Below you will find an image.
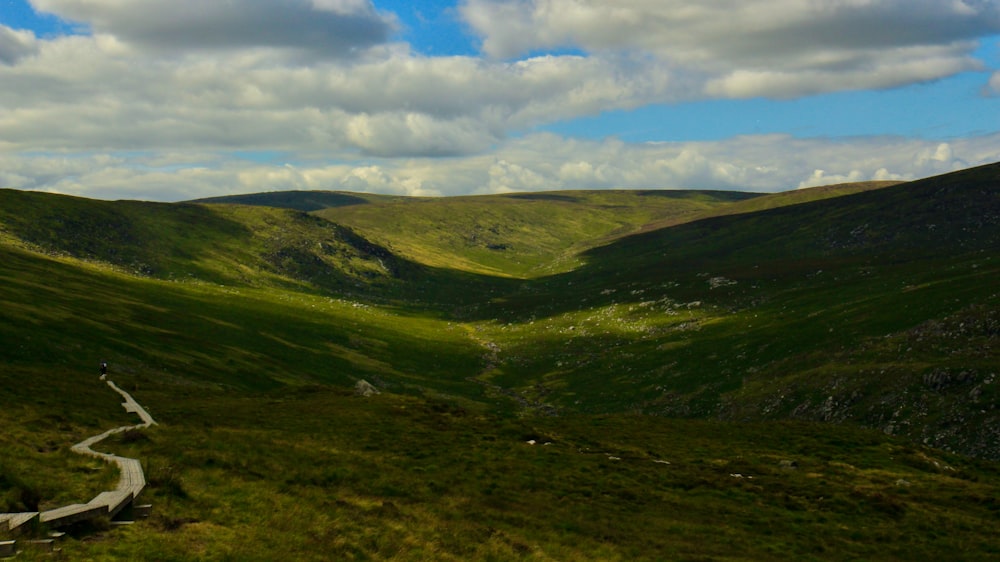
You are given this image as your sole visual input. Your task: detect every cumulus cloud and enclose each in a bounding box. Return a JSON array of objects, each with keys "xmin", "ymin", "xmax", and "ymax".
[
  {"xmin": 0, "ymin": 33, "xmax": 682, "ymax": 156},
  {"xmin": 2, "ymin": 1, "xmax": 997, "ymax": 203},
  {"xmin": 2, "ymin": 1, "xmax": 995, "ymax": 159},
  {"xmin": 5, "ymin": 132, "xmax": 999, "ymax": 202},
  {"xmin": 30, "ymin": 0, "xmax": 397, "ymax": 57},
  {"xmin": 461, "ymin": 0, "xmax": 998, "ymax": 97},
  {"xmin": 0, "ymin": 25, "xmax": 38, "ymax": 64}
]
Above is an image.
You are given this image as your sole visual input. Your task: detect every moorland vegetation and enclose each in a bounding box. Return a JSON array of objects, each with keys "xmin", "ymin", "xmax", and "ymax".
[{"xmin": 1, "ymin": 163, "xmax": 998, "ymax": 560}]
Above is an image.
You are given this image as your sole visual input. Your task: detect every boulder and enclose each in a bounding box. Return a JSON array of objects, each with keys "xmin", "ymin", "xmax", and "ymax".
[{"xmin": 355, "ymin": 380, "xmax": 380, "ymax": 397}]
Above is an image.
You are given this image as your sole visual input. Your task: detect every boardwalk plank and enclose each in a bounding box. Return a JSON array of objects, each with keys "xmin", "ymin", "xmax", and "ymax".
[
  {"xmin": 2, "ymin": 512, "xmax": 38, "ymax": 535},
  {"xmin": 40, "ymin": 504, "xmax": 106, "ymax": 527},
  {"xmin": 1, "ymin": 378, "xmax": 155, "ymax": 535},
  {"xmin": 88, "ymin": 491, "xmax": 134, "ymax": 518}
]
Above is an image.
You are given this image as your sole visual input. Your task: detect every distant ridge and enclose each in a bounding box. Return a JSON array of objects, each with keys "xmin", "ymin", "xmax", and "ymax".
[{"xmin": 189, "ymin": 190, "xmax": 384, "ymax": 212}]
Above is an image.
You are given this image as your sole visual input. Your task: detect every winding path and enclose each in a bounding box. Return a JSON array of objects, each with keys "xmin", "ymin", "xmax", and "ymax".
[{"xmin": 1, "ymin": 377, "xmax": 156, "ymax": 543}]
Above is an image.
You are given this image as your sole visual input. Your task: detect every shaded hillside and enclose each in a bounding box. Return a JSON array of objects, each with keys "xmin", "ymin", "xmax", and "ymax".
[
  {"xmin": 468, "ymin": 163, "xmax": 1000, "ymax": 458},
  {"xmin": 0, "ymin": 189, "xmax": 415, "ymax": 295},
  {"xmin": 191, "ymin": 190, "xmax": 400, "ymax": 212},
  {"xmin": 631, "ymin": 180, "xmax": 903, "ymax": 234},
  {"xmin": 581, "ymin": 163, "xmax": 997, "ymax": 276},
  {"xmin": 0, "ymin": 244, "xmax": 485, "ymax": 394}
]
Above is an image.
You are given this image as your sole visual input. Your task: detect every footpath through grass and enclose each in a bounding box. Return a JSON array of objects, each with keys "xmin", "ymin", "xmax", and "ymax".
[{"xmin": 57, "ymin": 386, "xmax": 1000, "ymax": 561}]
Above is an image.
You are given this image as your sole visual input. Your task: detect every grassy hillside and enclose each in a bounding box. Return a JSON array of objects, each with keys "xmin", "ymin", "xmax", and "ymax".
[
  {"xmin": 63, "ymin": 389, "xmax": 1000, "ymax": 560},
  {"xmin": 0, "ymin": 244, "xmax": 485, "ymax": 395},
  {"xmin": 191, "ymin": 190, "xmax": 401, "ymax": 212},
  {"xmin": 2, "ymin": 165, "xmax": 999, "ymax": 559},
  {"xmin": 465, "ymin": 163, "xmax": 1000, "ymax": 456},
  {"xmin": 312, "ymin": 189, "xmax": 758, "ymax": 278},
  {"xmin": 0, "ymin": 189, "xmax": 420, "ymax": 297}
]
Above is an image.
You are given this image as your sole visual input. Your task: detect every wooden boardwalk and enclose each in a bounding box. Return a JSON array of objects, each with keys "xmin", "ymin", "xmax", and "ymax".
[{"xmin": 1, "ymin": 378, "xmax": 156, "ymax": 545}]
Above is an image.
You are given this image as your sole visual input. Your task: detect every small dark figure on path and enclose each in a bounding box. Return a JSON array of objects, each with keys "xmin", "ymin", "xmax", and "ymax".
[{"xmin": 100, "ymin": 361, "xmax": 108, "ymax": 380}]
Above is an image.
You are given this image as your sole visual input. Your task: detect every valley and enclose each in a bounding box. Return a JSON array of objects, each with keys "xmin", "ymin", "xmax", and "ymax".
[{"xmin": 1, "ymin": 162, "xmax": 998, "ymax": 560}]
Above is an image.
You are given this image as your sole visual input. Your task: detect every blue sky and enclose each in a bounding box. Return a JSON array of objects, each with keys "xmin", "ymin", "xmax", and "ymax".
[{"xmin": 1, "ymin": 0, "xmax": 999, "ymax": 200}]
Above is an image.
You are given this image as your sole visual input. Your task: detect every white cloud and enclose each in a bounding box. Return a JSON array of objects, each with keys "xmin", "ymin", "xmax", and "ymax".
[
  {"xmin": 0, "ymin": 25, "xmax": 38, "ymax": 64},
  {"xmin": 704, "ymin": 43, "xmax": 980, "ymax": 98},
  {"xmin": 989, "ymin": 70, "xmax": 1000, "ymax": 95},
  {"xmin": 1, "ymin": 1, "xmax": 997, "ymax": 204},
  {"xmin": 0, "ymin": 32, "xmax": 684, "ymax": 156},
  {"xmin": 461, "ymin": 0, "xmax": 998, "ymax": 97},
  {"xmin": 30, "ymin": 0, "xmax": 397, "ymax": 58},
  {"xmin": 5, "ymin": 132, "xmax": 999, "ymax": 202},
  {"xmin": 1, "ymin": 2, "xmax": 995, "ymax": 160}
]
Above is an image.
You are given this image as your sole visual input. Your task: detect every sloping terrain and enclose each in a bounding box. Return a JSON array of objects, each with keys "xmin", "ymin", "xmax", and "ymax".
[
  {"xmin": 468, "ymin": 163, "xmax": 1000, "ymax": 457},
  {"xmin": 0, "ymin": 190, "xmax": 415, "ymax": 295},
  {"xmin": 1, "ymin": 165, "xmax": 998, "ymax": 559},
  {"xmin": 191, "ymin": 190, "xmax": 398, "ymax": 212},
  {"xmin": 314, "ymin": 190, "xmax": 758, "ymax": 277}
]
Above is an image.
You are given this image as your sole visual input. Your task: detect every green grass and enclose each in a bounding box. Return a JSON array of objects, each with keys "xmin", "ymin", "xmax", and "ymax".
[
  {"xmin": 314, "ymin": 190, "xmax": 757, "ymax": 278},
  {"xmin": 2, "ymin": 163, "xmax": 999, "ymax": 558},
  {"xmin": 0, "ymin": 365, "xmax": 121, "ymax": 515},
  {"xmin": 50, "ymin": 389, "xmax": 1000, "ymax": 560}
]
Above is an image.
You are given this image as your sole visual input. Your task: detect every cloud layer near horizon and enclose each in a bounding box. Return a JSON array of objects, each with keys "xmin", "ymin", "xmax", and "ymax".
[
  {"xmin": 5, "ymin": 132, "xmax": 998, "ymax": 202},
  {"xmin": 1, "ymin": 0, "xmax": 999, "ymax": 200}
]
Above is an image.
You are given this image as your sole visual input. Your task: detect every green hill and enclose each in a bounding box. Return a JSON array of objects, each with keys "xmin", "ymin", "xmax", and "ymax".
[
  {"xmin": 0, "ymin": 189, "xmax": 427, "ymax": 297},
  {"xmin": 312, "ymin": 190, "xmax": 758, "ymax": 277},
  {"xmin": 2, "ymin": 165, "xmax": 999, "ymax": 560},
  {"xmin": 191, "ymin": 190, "xmax": 401, "ymax": 212},
  {"xmin": 468, "ymin": 163, "xmax": 1000, "ymax": 456}
]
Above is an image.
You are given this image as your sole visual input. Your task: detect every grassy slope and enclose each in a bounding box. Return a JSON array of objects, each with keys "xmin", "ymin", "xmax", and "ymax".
[
  {"xmin": 73, "ymin": 390, "xmax": 1000, "ymax": 561},
  {"xmin": 313, "ymin": 190, "xmax": 757, "ymax": 277},
  {"xmin": 0, "ymin": 243, "xmax": 486, "ymax": 523},
  {"xmin": 0, "ymin": 244, "xmax": 485, "ymax": 393},
  {"xmin": 470, "ymin": 163, "xmax": 1000, "ymax": 457},
  {"xmin": 190, "ymin": 190, "xmax": 404, "ymax": 212},
  {"xmin": 2, "ymin": 168, "xmax": 999, "ymax": 558},
  {"xmin": 0, "ymin": 189, "xmax": 417, "ymax": 296}
]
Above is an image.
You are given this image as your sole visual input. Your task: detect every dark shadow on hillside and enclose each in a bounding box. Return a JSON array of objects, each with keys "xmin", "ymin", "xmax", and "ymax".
[
  {"xmin": 0, "ymin": 190, "xmax": 254, "ymax": 278},
  {"xmin": 459, "ymin": 162, "xmax": 1000, "ymax": 323},
  {"xmin": 632, "ymin": 189, "xmax": 759, "ymax": 202},
  {"xmin": 505, "ymin": 193, "xmax": 582, "ymax": 202},
  {"xmin": 190, "ymin": 191, "xmax": 371, "ymax": 212}
]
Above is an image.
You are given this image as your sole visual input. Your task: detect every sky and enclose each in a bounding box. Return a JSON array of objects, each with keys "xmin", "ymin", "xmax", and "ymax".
[{"xmin": 0, "ymin": 0, "xmax": 999, "ymax": 201}]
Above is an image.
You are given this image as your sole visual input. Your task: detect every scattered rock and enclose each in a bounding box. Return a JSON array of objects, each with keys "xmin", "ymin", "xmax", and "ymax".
[
  {"xmin": 354, "ymin": 379, "xmax": 380, "ymax": 397},
  {"xmin": 708, "ymin": 276, "xmax": 737, "ymax": 289},
  {"xmin": 779, "ymin": 460, "xmax": 798, "ymax": 470}
]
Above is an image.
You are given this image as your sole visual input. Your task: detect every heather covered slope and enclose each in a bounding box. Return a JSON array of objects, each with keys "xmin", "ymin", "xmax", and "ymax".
[
  {"xmin": 0, "ymin": 189, "xmax": 413, "ymax": 295},
  {"xmin": 197, "ymin": 189, "xmax": 760, "ymax": 277},
  {"xmin": 1, "ymin": 166, "xmax": 997, "ymax": 456},
  {"xmin": 467, "ymin": 162, "xmax": 1000, "ymax": 457},
  {"xmin": 0, "ymin": 188, "xmax": 531, "ymax": 312},
  {"xmin": 2, "ymin": 166, "xmax": 999, "ymax": 558}
]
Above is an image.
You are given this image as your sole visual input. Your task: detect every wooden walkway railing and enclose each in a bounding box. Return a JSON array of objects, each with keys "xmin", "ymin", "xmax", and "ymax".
[{"xmin": 1, "ymin": 377, "xmax": 156, "ymax": 551}]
